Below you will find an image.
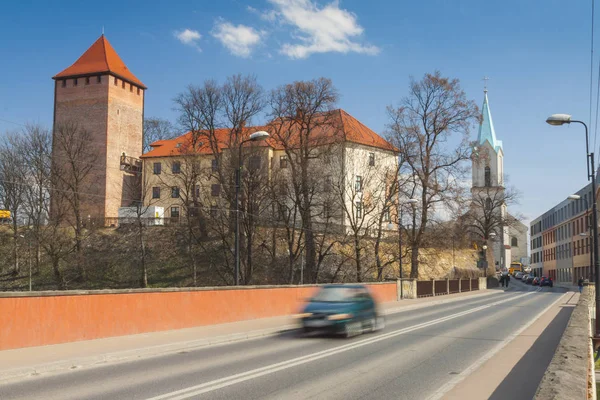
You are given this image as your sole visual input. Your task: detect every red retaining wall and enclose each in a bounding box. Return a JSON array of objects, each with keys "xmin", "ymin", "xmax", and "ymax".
[{"xmin": 0, "ymin": 283, "xmax": 397, "ymax": 351}]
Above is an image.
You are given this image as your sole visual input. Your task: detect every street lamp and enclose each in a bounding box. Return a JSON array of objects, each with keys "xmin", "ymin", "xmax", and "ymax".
[
  {"xmin": 548, "ymin": 114, "xmax": 600, "ymax": 341},
  {"xmin": 234, "ymin": 131, "xmax": 270, "ymax": 286},
  {"xmin": 389, "ymin": 198, "xmax": 418, "ymax": 300},
  {"xmin": 568, "ymin": 194, "xmax": 595, "ymax": 284}
]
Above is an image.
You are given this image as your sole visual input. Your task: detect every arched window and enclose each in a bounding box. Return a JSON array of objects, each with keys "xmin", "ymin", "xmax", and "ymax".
[
  {"xmin": 484, "ymin": 166, "xmax": 491, "ymax": 187},
  {"xmin": 511, "ymin": 237, "xmax": 518, "ymax": 247}
]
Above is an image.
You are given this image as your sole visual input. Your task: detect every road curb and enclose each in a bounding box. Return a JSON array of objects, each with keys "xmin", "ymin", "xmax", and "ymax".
[{"xmin": 0, "ymin": 290, "xmax": 498, "ymax": 384}]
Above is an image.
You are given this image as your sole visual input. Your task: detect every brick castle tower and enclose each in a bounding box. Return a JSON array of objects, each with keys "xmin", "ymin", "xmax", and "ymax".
[{"xmin": 52, "ymin": 35, "xmax": 145, "ymax": 222}]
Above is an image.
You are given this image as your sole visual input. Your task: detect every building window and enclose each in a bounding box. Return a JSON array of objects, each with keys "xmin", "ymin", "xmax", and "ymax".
[
  {"xmin": 153, "ymin": 162, "xmax": 161, "ymax": 175},
  {"xmin": 369, "ymin": 152, "xmax": 375, "ymax": 166},
  {"xmin": 384, "ymin": 207, "xmax": 391, "ymax": 222},
  {"xmin": 355, "ymin": 176, "xmax": 363, "ymax": 192},
  {"xmin": 152, "ymin": 187, "xmax": 160, "ymax": 199},
  {"xmin": 137, "ymin": 87, "xmax": 140, "ymax": 95},
  {"xmin": 211, "ymin": 159, "xmax": 218, "ymax": 172},
  {"xmin": 172, "ymin": 161, "xmax": 181, "ymax": 174},
  {"xmin": 323, "ymin": 203, "xmax": 331, "ymax": 219},
  {"xmin": 195, "ymin": 185, "xmax": 201, "ymax": 199},
  {"xmin": 122, "ymin": 80, "xmax": 126, "ymax": 89},
  {"xmin": 484, "ymin": 166, "xmax": 491, "ymax": 187},
  {"xmin": 280, "ymin": 155, "xmax": 288, "ymax": 168},
  {"xmin": 324, "ymin": 176, "xmax": 332, "ymax": 192},
  {"xmin": 130, "ymin": 84, "xmax": 134, "ymax": 93},
  {"xmin": 114, "ymin": 77, "xmax": 118, "ymax": 85},
  {"xmin": 511, "ymin": 237, "xmax": 518, "ymax": 247},
  {"xmin": 211, "ymin": 184, "xmax": 221, "ymax": 197},
  {"xmin": 85, "ymin": 77, "xmax": 90, "ymax": 85},
  {"xmin": 97, "ymin": 75, "xmax": 101, "ymax": 84},
  {"xmin": 171, "ymin": 187, "xmax": 180, "ymax": 198},
  {"xmin": 171, "ymin": 207, "xmax": 180, "ymax": 218},
  {"xmin": 61, "ymin": 80, "xmax": 66, "ymax": 88},
  {"xmin": 356, "ymin": 202, "xmax": 362, "ymax": 219},
  {"xmin": 249, "ymin": 155, "xmax": 261, "ymax": 170},
  {"xmin": 485, "ymin": 198, "xmax": 492, "ymax": 210},
  {"xmin": 74, "ymin": 78, "xmax": 78, "ymax": 86}
]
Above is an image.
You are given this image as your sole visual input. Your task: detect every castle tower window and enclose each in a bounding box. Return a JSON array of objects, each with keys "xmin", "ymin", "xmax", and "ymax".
[
  {"xmin": 97, "ymin": 75, "xmax": 101, "ymax": 83},
  {"xmin": 137, "ymin": 87, "xmax": 140, "ymax": 95},
  {"xmin": 85, "ymin": 77, "xmax": 90, "ymax": 85},
  {"xmin": 61, "ymin": 80, "xmax": 66, "ymax": 88},
  {"xmin": 484, "ymin": 166, "xmax": 491, "ymax": 187},
  {"xmin": 114, "ymin": 77, "xmax": 118, "ymax": 85},
  {"xmin": 122, "ymin": 80, "xmax": 125, "ymax": 89},
  {"xmin": 130, "ymin": 84, "xmax": 133, "ymax": 93},
  {"xmin": 74, "ymin": 78, "xmax": 78, "ymax": 86}
]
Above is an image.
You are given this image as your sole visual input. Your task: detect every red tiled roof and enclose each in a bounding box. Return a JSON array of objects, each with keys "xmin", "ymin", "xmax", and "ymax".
[
  {"xmin": 141, "ymin": 110, "xmax": 396, "ymax": 158},
  {"xmin": 53, "ymin": 35, "xmax": 146, "ymax": 89}
]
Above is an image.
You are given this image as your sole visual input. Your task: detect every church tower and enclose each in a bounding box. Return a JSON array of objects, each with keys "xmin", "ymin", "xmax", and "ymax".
[
  {"xmin": 52, "ymin": 35, "xmax": 145, "ymax": 222},
  {"xmin": 471, "ymin": 89, "xmax": 511, "ymax": 269}
]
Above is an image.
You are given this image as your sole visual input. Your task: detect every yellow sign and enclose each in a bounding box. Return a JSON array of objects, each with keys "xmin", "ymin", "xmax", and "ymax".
[{"xmin": 0, "ymin": 210, "xmax": 11, "ymax": 219}]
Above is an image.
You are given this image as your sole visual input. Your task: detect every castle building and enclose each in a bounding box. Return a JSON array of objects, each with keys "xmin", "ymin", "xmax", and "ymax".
[{"xmin": 52, "ymin": 35, "xmax": 145, "ymax": 222}]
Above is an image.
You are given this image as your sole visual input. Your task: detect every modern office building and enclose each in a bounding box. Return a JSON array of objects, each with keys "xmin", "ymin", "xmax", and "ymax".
[{"xmin": 529, "ymin": 174, "xmax": 598, "ymax": 283}]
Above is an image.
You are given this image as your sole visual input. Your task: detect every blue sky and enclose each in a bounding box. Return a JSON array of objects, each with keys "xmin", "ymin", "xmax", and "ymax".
[{"xmin": 0, "ymin": 0, "xmax": 596, "ymax": 226}]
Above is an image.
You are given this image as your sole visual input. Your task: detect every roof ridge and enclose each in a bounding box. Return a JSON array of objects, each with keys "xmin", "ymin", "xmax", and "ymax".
[{"xmin": 101, "ymin": 35, "xmax": 109, "ymax": 72}]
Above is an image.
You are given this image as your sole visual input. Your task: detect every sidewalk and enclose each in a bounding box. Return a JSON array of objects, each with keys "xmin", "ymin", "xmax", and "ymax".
[{"xmin": 0, "ymin": 289, "xmax": 496, "ymax": 383}]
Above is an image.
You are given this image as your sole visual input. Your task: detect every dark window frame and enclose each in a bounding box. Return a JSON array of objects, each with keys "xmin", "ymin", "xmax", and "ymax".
[
  {"xmin": 172, "ymin": 161, "xmax": 181, "ymax": 174},
  {"xmin": 153, "ymin": 162, "xmax": 161, "ymax": 175},
  {"xmin": 152, "ymin": 187, "xmax": 160, "ymax": 199},
  {"xmin": 171, "ymin": 187, "xmax": 180, "ymax": 198}
]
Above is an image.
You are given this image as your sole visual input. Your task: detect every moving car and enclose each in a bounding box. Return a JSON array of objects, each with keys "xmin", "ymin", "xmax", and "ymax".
[
  {"xmin": 532, "ymin": 277, "xmax": 540, "ymax": 286},
  {"xmin": 525, "ymin": 275, "xmax": 536, "ymax": 284},
  {"xmin": 296, "ymin": 284, "xmax": 385, "ymax": 338},
  {"xmin": 540, "ymin": 276, "xmax": 553, "ymax": 287}
]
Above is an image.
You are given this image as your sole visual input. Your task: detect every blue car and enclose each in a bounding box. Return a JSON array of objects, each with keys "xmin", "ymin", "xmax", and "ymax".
[{"xmin": 296, "ymin": 284, "xmax": 385, "ymax": 338}]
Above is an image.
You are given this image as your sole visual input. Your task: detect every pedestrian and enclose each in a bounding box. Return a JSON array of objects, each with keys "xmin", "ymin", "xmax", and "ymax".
[
  {"xmin": 499, "ymin": 274, "xmax": 504, "ymax": 287},
  {"xmin": 505, "ymin": 274, "xmax": 510, "ymax": 288},
  {"xmin": 578, "ymin": 277, "xmax": 584, "ymax": 294}
]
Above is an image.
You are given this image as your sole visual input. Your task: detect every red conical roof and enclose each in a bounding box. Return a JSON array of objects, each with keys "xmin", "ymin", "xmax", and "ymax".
[{"xmin": 53, "ymin": 35, "xmax": 146, "ymax": 89}]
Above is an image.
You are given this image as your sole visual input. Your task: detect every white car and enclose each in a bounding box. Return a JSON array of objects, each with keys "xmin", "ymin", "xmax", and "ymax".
[{"xmin": 515, "ymin": 272, "xmax": 524, "ymax": 279}]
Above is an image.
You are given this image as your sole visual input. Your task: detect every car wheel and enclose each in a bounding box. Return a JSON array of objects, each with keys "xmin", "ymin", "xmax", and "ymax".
[{"xmin": 343, "ymin": 321, "xmax": 362, "ymax": 338}]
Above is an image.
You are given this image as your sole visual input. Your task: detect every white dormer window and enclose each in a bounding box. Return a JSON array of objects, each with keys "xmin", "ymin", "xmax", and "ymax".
[{"xmin": 175, "ymin": 143, "xmax": 182, "ymax": 148}]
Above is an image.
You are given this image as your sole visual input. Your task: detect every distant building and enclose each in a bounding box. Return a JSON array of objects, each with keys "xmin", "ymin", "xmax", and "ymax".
[
  {"xmin": 51, "ymin": 35, "xmax": 145, "ymax": 222},
  {"xmin": 140, "ymin": 110, "xmax": 399, "ymax": 229},
  {"xmin": 529, "ymin": 176, "xmax": 597, "ymax": 283},
  {"xmin": 470, "ymin": 90, "xmax": 528, "ymax": 270}
]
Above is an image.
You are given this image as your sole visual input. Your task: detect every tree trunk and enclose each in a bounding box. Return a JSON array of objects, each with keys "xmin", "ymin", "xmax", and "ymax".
[
  {"xmin": 354, "ymin": 235, "xmax": 362, "ymax": 282},
  {"xmin": 410, "ymin": 242, "xmax": 419, "ymax": 279},
  {"xmin": 52, "ymin": 257, "xmax": 65, "ymax": 290},
  {"xmin": 138, "ymin": 220, "xmax": 148, "ymax": 288},
  {"xmin": 12, "ymin": 225, "xmax": 19, "ymax": 275}
]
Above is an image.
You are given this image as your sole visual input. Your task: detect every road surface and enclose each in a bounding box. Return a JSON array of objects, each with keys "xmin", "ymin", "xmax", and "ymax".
[{"xmin": 0, "ymin": 285, "xmax": 570, "ymax": 400}]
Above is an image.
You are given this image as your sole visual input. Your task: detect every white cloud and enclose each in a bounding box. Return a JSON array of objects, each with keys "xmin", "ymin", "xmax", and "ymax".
[
  {"xmin": 174, "ymin": 29, "xmax": 202, "ymax": 52},
  {"xmin": 266, "ymin": 0, "xmax": 379, "ymax": 59},
  {"xmin": 212, "ymin": 20, "xmax": 262, "ymax": 58}
]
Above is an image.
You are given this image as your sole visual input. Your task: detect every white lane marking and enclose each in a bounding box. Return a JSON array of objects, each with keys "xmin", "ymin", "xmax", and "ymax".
[
  {"xmin": 145, "ymin": 292, "xmax": 534, "ymax": 400},
  {"xmin": 426, "ymin": 291, "xmax": 569, "ymax": 400}
]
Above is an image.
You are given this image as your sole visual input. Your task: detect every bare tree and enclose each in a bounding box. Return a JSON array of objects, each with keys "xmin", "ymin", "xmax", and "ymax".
[
  {"xmin": 268, "ymin": 78, "xmax": 340, "ymax": 283},
  {"xmin": 387, "ymin": 71, "xmax": 480, "ymax": 278},
  {"xmin": 19, "ymin": 124, "xmax": 52, "ymax": 273},
  {"xmin": 143, "ymin": 118, "xmax": 175, "ymax": 153},
  {"xmin": 0, "ymin": 133, "xmax": 27, "ymax": 273},
  {"xmin": 51, "ymin": 120, "xmax": 99, "ymax": 281}
]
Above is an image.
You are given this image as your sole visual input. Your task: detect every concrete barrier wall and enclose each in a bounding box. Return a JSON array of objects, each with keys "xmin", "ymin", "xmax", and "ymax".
[
  {"xmin": 534, "ymin": 286, "xmax": 593, "ymax": 400},
  {"xmin": 0, "ymin": 283, "xmax": 397, "ymax": 351}
]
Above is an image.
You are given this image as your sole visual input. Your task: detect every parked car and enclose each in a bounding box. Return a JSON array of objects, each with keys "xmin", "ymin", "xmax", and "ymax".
[
  {"xmin": 515, "ymin": 272, "xmax": 524, "ymax": 280},
  {"xmin": 532, "ymin": 277, "xmax": 540, "ymax": 286},
  {"xmin": 525, "ymin": 275, "xmax": 536, "ymax": 284},
  {"xmin": 295, "ymin": 284, "xmax": 385, "ymax": 338},
  {"xmin": 521, "ymin": 274, "xmax": 529, "ymax": 281},
  {"xmin": 540, "ymin": 276, "xmax": 553, "ymax": 287}
]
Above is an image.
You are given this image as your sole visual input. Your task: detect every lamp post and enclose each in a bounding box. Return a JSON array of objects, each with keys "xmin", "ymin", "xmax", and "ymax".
[
  {"xmin": 568, "ymin": 194, "xmax": 595, "ymax": 283},
  {"xmin": 389, "ymin": 198, "xmax": 418, "ymax": 299},
  {"xmin": 548, "ymin": 114, "xmax": 600, "ymax": 340},
  {"xmin": 234, "ymin": 130, "xmax": 270, "ymax": 286}
]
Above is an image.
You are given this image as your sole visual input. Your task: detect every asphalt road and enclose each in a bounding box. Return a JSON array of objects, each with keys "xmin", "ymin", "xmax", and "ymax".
[{"xmin": 0, "ymin": 284, "xmax": 570, "ymax": 400}]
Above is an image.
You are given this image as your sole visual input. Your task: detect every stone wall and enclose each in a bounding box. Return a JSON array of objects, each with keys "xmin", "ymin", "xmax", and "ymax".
[{"xmin": 534, "ymin": 286, "xmax": 594, "ymax": 400}]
